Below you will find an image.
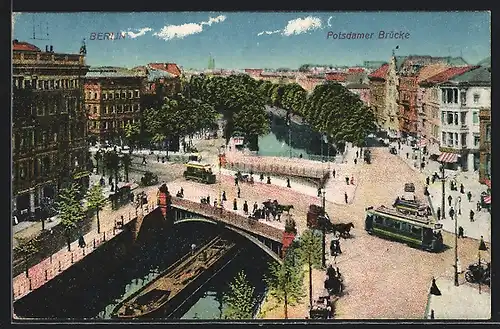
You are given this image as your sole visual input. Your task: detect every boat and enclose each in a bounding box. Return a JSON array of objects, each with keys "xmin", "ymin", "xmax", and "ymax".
[{"xmin": 110, "ymin": 235, "xmax": 236, "ymax": 319}]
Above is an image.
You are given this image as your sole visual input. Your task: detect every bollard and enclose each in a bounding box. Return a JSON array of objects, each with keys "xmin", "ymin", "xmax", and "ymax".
[
  {"xmin": 104, "ymin": 231, "xmax": 106, "ymax": 241},
  {"xmin": 71, "ymin": 253, "xmax": 74, "ymax": 264},
  {"xmin": 45, "ymin": 269, "xmax": 48, "ymax": 281}
]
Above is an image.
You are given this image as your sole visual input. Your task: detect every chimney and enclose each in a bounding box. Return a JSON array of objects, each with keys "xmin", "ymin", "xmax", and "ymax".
[{"xmin": 50, "ymin": 45, "xmax": 53, "ymax": 52}]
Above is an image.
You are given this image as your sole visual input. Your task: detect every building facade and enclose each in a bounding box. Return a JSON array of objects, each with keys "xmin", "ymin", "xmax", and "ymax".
[
  {"xmin": 368, "ymin": 64, "xmax": 389, "ymax": 128},
  {"xmin": 12, "ymin": 40, "xmax": 90, "ymax": 221},
  {"xmin": 84, "ymin": 67, "xmax": 146, "ymax": 145},
  {"xmin": 438, "ymin": 66, "xmax": 491, "ymax": 171},
  {"xmin": 479, "ymin": 108, "xmax": 491, "ymax": 183},
  {"xmin": 384, "ymin": 56, "xmax": 400, "ymax": 136}
]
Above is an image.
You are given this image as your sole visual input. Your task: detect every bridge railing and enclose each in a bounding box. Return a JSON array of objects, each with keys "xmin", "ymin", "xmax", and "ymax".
[{"xmin": 170, "ymin": 197, "xmax": 284, "ymax": 243}]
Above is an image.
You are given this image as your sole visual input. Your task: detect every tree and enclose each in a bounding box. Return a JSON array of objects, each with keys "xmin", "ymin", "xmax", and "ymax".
[
  {"xmin": 124, "ymin": 121, "xmax": 141, "ymax": 150},
  {"xmin": 94, "ymin": 150, "xmax": 103, "ymax": 175},
  {"xmin": 223, "ymin": 270, "xmax": 256, "ymax": 319},
  {"xmin": 86, "ymin": 183, "xmax": 106, "ymax": 234},
  {"xmin": 14, "ymin": 236, "xmax": 39, "ymax": 277},
  {"xmin": 297, "ymin": 229, "xmax": 323, "ymax": 308},
  {"xmin": 56, "ymin": 183, "xmax": 85, "ymax": 251},
  {"xmin": 265, "ymin": 249, "xmax": 305, "ymax": 319}
]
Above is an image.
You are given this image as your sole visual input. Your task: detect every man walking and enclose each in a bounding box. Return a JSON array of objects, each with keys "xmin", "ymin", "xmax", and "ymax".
[
  {"xmin": 142, "ymin": 155, "xmax": 147, "ymax": 165},
  {"xmin": 458, "ymin": 226, "xmax": 464, "ymax": 238},
  {"xmin": 344, "ymin": 192, "xmax": 348, "ymax": 204},
  {"xmin": 449, "ymin": 207, "xmax": 455, "ymax": 220},
  {"xmin": 233, "ymin": 198, "xmax": 238, "ymax": 211},
  {"xmin": 243, "ymin": 201, "xmax": 249, "ymax": 215},
  {"xmin": 287, "ymin": 178, "xmax": 291, "ymax": 188},
  {"xmin": 426, "ymin": 176, "xmax": 430, "ymax": 185},
  {"xmin": 332, "ymin": 169, "xmax": 336, "ymax": 178},
  {"xmin": 345, "ymin": 176, "xmax": 350, "ymax": 185},
  {"xmin": 356, "ymin": 150, "xmax": 359, "ymax": 158},
  {"xmin": 470, "ymin": 209, "xmax": 475, "ymax": 222},
  {"xmin": 207, "ymin": 195, "xmax": 210, "ymax": 205},
  {"xmin": 237, "ymin": 187, "xmax": 241, "ymax": 198},
  {"xmin": 437, "ymin": 207, "xmax": 441, "ymax": 221},
  {"xmin": 448, "ymin": 195, "xmax": 453, "ymax": 207},
  {"xmin": 253, "ymin": 202, "xmax": 258, "ymax": 213},
  {"xmin": 467, "ymin": 191, "xmax": 472, "ymax": 202}
]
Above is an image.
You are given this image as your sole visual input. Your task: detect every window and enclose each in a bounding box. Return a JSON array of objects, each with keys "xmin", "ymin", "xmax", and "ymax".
[
  {"xmin": 472, "ymin": 112, "xmax": 479, "ymax": 124},
  {"xmin": 103, "ymin": 93, "xmax": 107, "ymax": 100},
  {"xmin": 115, "ymin": 92, "xmax": 120, "ymax": 99},
  {"xmin": 104, "ymin": 106, "xmax": 108, "ymax": 114},
  {"xmin": 474, "ymin": 134, "xmax": 480, "ymax": 147},
  {"xmin": 473, "ymin": 94, "xmax": 480, "ymax": 104},
  {"xmin": 486, "ymin": 124, "xmax": 491, "ymax": 142},
  {"xmin": 104, "ymin": 121, "xmax": 109, "ymax": 129},
  {"xmin": 109, "ymin": 92, "xmax": 114, "ymax": 100},
  {"xmin": 36, "ymin": 103, "xmax": 44, "ymax": 116},
  {"xmin": 447, "ymin": 132, "xmax": 453, "ymax": 147},
  {"xmin": 135, "ymin": 90, "xmax": 140, "ymax": 98},
  {"xmin": 442, "ymin": 132, "xmax": 446, "ymax": 144},
  {"xmin": 454, "ymin": 113, "xmax": 459, "ymax": 125},
  {"xmin": 117, "ymin": 105, "xmax": 123, "ymax": 113},
  {"xmin": 374, "ymin": 215, "xmax": 383, "ymax": 224},
  {"xmin": 122, "ymin": 92, "xmax": 126, "ymax": 99},
  {"xmin": 447, "ymin": 113, "xmax": 453, "ymax": 125},
  {"xmin": 111, "ymin": 105, "xmax": 116, "ymax": 113},
  {"xmin": 454, "ymin": 133, "xmax": 459, "ymax": 146},
  {"xmin": 461, "ymin": 133, "xmax": 467, "ymax": 147},
  {"xmin": 48, "ymin": 100, "xmax": 56, "ymax": 115},
  {"xmin": 461, "ymin": 112, "xmax": 466, "ymax": 125},
  {"xmin": 411, "ymin": 226, "xmax": 422, "ymax": 236},
  {"xmin": 129, "ymin": 91, "xmax": 133, "ymax": 99}
]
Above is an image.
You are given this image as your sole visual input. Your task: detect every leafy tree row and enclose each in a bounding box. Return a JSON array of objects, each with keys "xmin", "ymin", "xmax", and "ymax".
[{"xmin": 258, "ymin": 80, "xmax": 377, "ymax": 147}]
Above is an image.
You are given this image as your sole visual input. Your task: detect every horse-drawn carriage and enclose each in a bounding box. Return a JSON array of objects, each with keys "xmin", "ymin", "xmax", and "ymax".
[
  {"xmin": 235, "ymin": 171, "xmax": 254, "ymax": 184},
  {"xmin": 307, "ymin": 204, "xmax": 354, "ymax": 238},
  {"xmin": 140, "ymin": 171, "xmax": 159, "ymax": 187},
  {"xmin": 325, "ymin": 265, "xmax": 344, "ymax": 296},
  {"xmin": 465, "ymin": 262, "xmax": 490, "ymax": 286}
]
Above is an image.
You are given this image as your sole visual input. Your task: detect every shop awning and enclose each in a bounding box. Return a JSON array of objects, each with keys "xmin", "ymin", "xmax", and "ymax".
[
  {"xmin": 417, "ymin": 139, "xmax": 428, "ymax": 148},
  {"xmin": 437, "ymin": 152, "xmax": 459, "ymax": 163},
  {"xmin": 483, "ymin": 195, "xmax": 491, "ymax": 204}
]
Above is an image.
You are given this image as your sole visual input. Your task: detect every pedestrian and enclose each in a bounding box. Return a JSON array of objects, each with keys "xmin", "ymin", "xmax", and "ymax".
[
  {"xmin": 467, "ymin": 191, "xmax": 472, "ymax": 202},
  {"xmin": 267, "ymin": 176, "xmax": 271, "ymax": 184},
  {"xmin": 350, "ymin": 175, "xmax": 354, "ymax": 185},
  {"xmin": 243, "ymin": 201, "xmax": 249, "ymax": 215},
  {"xmin": 449, "ymin": 207, "xmax": 455, "ymax": 220},
  {"xmin": 287, "ymin": 178, "xmax": 291, "ymax": 188},
  {"xmin": 406, "ymin": 152, "xmax": 409, "ymax": 159},
  {"xmin": 260, "ymin": 173, "xmax": 264, "ymax": 182},
  {"xmin": 214, "ymin": 199, "xmax": 218, "ymax": 207},
  {"xmin": 430, "ymin": 278, "xmax": 441, "ymax": 296},
  {"xmin": 458, "ymin": 226, "xmax": 464, "ymax": 238},
  {"xmin": 426, "ymin": 176, "xmax": 430, "ymax": 185},
  {"xmin": 436, "ymin": 207, "xmax": 441, "ymax": 221},
  {"xmin": 253, "ymin": 202, "xmax": 258, "ymax": 213},
  {"xmin": 476, "ymin": 201, "xmax": 481, "ymax": 211},
  {"xmin": 162, "ymin": 157, "xmax": 165, "ymax": 163},
  {"xmin": 317, "ymin": 187, "xmax": 322, "ymax": 197},
  {"xmin": 222, "ymin": 191, "xmax": 227, "ymax": 201},
  {"xmin": 233, "ymin": 198, "xmax": 237, "ymax": 211},
  {"xmin": 332, "ymin": 169, "xmax": 336, "ymax": 178},
  {"xmin": 299, "ymin": 153, "xmax": 303, "ymax": 159},
  {"xmin": 470, "ymin": 209, "xmax": 475, "ymax": 222},
  {"xmin": 356, "ymin": 150, "xmax": 359, "ymax": 158},
  {"xmin": 354, "ymin": 158, "xmax": 357, "ymax": 165},
  {"xmin": 180, "ymin": 187, "xmax": 184, "ymax": 196},
  {"xmin": 344, "ymin": 192, "xmax": 348, "ymax": 204},
  {"xmin": 157, "ymin": 155, "xmax": 160, "ymax": 162},
  {"xmin": 142, "ymin": 155, "xmax": 147, "ymax": 165},
  {"xmin": 424, "ymin": 186, "xmax": 429, "ymax": 196},
  {"xmin": 460, "ymin": 184, "xmax": 464, "ymax": 194},
  {"xmin": 448, "ymin": 195, "xmax": 452, "ymax": 207},
  {"xmin": 235, "ymin": 176, "xmax": 239, "ymax": 186},
  {"xmin": 207, "ymin": 195, "xmax": 210, "ymax": 205},
  {"xmin": 237, "ymin": 187, "xmax": 241, "ymax": 198},
  {"xmin": 431, "ymin": 175, "xmax": 436, "ymax": 184}
]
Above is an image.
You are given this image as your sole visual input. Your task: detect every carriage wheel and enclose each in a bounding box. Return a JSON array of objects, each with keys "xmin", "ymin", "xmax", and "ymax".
[{"xmin": 465, "ymin": 271, "xmax": 474, "ymax": 283}]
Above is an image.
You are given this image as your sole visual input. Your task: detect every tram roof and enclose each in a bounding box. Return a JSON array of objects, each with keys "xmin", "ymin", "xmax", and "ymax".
[
  {"xmin": 367, "ymin": 205, "xmax": 435, "ymax": 227},
  {"xmin": 185, "ymin": 161, "xmax": 212, "ymax": 168}
]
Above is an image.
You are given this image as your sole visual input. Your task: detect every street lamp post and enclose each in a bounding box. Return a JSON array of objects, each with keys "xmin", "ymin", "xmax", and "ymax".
[
  {"xmin": 321, "ymin": 189, "xmax": 326, "ymax": 268},
  {"xmin": 454, "ymin": 196, "xmax": 461, "ymax": 286},
  {"xmin": 441, "ymin": 162, "xmax": 446, "ymax": 219}
]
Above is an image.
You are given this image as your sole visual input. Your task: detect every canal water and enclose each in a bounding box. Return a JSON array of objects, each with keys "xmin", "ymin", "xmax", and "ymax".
[
  {"xmin": 257, "ymin": 111, "xmax": 337, "ymax": 161},
  {"xmin": 90, "ymin": 222, "xmax": 272, "ymax": 320}
]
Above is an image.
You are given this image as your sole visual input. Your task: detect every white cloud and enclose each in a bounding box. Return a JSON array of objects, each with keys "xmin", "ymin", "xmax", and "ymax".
[
  {"xmin": 12, "ymin": 12, "xmax": 20, "ymax": 28},
  {"xmin": 122, "ymin": 27, "xmax": 153, "ymax": 39},
  {"xmin": 257, "ymin": 29, "xmax": 281, "ymax": 36},
  {"xmin": 282, "ymin": 16, "xmax": 322, "ymax": 36},
  {"xmin": 154, "ymin": 15, "xmax": 227, "ymax": 41}
]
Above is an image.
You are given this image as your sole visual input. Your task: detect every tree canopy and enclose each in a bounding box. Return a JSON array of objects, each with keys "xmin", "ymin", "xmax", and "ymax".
[{"xmin": 223, "ymin": 270, "xmax": 256, "ymax": 319}]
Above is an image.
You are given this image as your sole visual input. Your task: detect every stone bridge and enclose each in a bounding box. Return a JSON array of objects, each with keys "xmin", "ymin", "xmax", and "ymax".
[{"xmin": 166, "ymin": 197, "xmax": 286, "ymax": 263}]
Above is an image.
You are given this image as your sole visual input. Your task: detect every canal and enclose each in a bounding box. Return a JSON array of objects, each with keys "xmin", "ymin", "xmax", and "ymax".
[
  {"xmin": 257, "ymin": 109, "xmax": 337, "ymax": 161},
  {"xmin": 14, "ymin": 218, "xmax": 273, "ymax": 320}
]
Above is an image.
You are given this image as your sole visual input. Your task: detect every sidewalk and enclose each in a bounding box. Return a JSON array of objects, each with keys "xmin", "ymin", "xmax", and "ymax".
[
  {"xmin": 389, "ymin": 142, "xmax": 490, "ymax": 242},
  {"xmin": 424, "ymin": 277, "xmax": 490, "ymax": 319}
]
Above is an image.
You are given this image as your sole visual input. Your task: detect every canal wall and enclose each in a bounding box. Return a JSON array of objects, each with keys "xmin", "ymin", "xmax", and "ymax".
[{"xmin": 13, "ymin": 209, "xmax": 168, "ymax": 319}]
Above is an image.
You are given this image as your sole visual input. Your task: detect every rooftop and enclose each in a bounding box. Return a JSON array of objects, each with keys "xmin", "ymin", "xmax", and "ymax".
[
  {"xmin": 346, "ymin": 83, "xmax": 370, "ymax": 89},
  {"xmin": 368, "ymin": 63, "xmax": 389, "ymax": 80},
  {"xmin": 477, "ymin": 56, "xmax": 491, "ymax": 67},
  {"xmin": 325, "ymin": 72, "xmax": 347, "ymax": 82},
  {"xmin": 446, "ymin": 66, "xmax": 491, "ymax": 85},
  {"xmin": 420, "ymin": 66, "xmax": 479, "ymax": 85},
  {"xmin": 86, "ymin": 66, "xmax": 146, "ymax": 78},
  {"xmin": 12, "ymin": 40, "xmax": 41, "ymax": 52},
  {"xmin": 147, "ymin": 63, "xmax": 182, "ymax": 77}
]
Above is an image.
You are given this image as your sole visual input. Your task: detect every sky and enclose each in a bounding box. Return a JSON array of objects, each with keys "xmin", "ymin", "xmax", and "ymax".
[{"xmin": 12, "ymin": 12, "xmax": 491, "ymax": 70}]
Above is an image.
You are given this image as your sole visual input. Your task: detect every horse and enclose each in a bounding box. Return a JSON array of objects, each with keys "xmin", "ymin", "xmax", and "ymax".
[
  {"xmin": 263, "ymin": 200, "xmax": 279, "ymax": 211},
  {"xmin": 277, "ymin": 204, "xmax": 294, "ymax": 214},
  {"xmin": 331, "ymin": 222, "xmax": 354, "ymax": 238}
]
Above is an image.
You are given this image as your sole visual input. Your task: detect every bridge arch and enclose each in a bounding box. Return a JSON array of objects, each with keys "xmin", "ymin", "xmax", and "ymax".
[{"xmin": 173, "ymin": 217, "xmax": 282, "ymax": 264}]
